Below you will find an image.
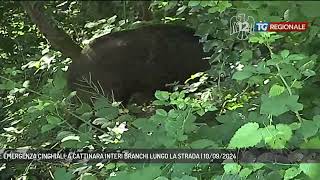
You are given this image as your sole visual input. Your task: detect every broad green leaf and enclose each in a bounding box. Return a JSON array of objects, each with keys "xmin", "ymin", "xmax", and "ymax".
[
  {"xmin": 297, "ymin": 120, "xmax": 319, "ymax": 139},
  {"xmin": 269, "ymin": 84, "xmax": 285, "ymax": 97},
  {"xmin": 286, "ymin": 54, "xmax": 305, "ymax": 61},
  {"xmin": 132, "ymin": 118, "xmax": 158, "ymax": 133},
  {"xmin": 53, "ymin": 167, "xmax": 75, "ymax": 180},
  {"xmin": 302, "ymin": 69, "xmax": 316, "ymax": 77},
  {"xmin": 61, "ymin": 135, "xmax": 80, "ymax": 142},
  {"xmin": 224, "ymin": 163, "xmax": 241, "ymax": 174},
  {"xmin": 260, "ymin": 94, "xmax": 303, "ymax": 116},
  {"xmin": 301, "ymin": 137, "xmax": 320, "ymax": 149},
  {"xmin": 260, "ymin": 124, "xmax": 292, "ymax": 149},
  {"xmin": 228, "ymin": 122, "xmax": 262, "ymax": 148},
  {"xmin": 300, "ymin": 163, "xmax": 320, "ymax": 179},
  {"xmin": 190, "ymin": 139, "xmax": 219, "ymax": 148},
  {"xmin": 56, "ymin": 131, "xmax": 74, "ymax": 140},
  {"xmin": 284, "ymin": 167, "xmax": 302, "ymax": 180},
  {"xmin": 41, "ymin": 124, "xmax": 56, "ymax": 133},
  {"xmin": 156, "ymin": 109, "xmax": 167, "ymax": 117},
  {"xmin": 280, "ymin": 50, "xmax": 290, "ymax": 59},
  {"xmin": 232, "ymin": 71, "xmax": 253, "ymax": 81},
  {"xmin": 129, "ymin": 165, "xmax": 162, "ymax": 180},
  {"xmin": 240, "ymin": 50, "xmax": 253, "ymax": 62},
  {"xmin": 80, "ymin": 173, "xmax": 97, "ymax": 180},
  {"xmin": 155, "ymin": 91, "xmax": 170, "ymax": 101},
  {"xmin": 239, "ymin": 168, "xmax": 253, "ymax": 178},
  {"xmin": 47, "ymin": 116, "xmax": 62, "ymax": 125},
  {"xmin": 188, "ymin": 1, "xmax": 200, "ymax": 7}
]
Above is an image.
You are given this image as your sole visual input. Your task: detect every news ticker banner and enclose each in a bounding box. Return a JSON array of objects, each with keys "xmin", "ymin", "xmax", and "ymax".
[{"xmin": 1, "ymin": 149, "xmax": 320, "ymax": 163}]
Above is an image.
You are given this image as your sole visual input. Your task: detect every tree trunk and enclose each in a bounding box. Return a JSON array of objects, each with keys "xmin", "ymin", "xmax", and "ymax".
[{"xmin": 20, "ymin": 1, "xmax": 82, "ymax": 60}]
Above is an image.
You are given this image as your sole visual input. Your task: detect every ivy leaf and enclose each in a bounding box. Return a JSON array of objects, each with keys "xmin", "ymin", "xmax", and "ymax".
[
  {"xmin": 53, "ymin": 167, "xmax": 75, "ymax": 180},
  {"xmin": 269, "ymin": 84, "xmax": 285, "ymax": 97},
  {"xmin": 228, "ymin": 122, "xmax": 262, "ymax": 148},
  {"xmin": 284, "ymin": 167, "xmax": 302, "ymax": 180}
]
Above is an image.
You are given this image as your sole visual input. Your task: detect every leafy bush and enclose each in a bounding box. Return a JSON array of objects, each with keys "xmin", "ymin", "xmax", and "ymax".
[{"xmin": 1, "ymin": 1, "xmax": 320, "ymax": 179}]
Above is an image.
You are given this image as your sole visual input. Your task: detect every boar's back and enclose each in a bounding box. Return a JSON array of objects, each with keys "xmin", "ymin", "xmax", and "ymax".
[{"xmin": 68, "ymin": 24, "xmax": 210, "ymax": 103}]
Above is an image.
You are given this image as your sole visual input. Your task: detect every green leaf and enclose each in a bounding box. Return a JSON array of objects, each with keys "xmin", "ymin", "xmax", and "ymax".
[
  {"xmin": 286, "ymin": 54, "xmax": 305, "ymax": 61},
  {"xmin": 239, "ymin": 168, "xmax": 253, "ymax": 178},
  {"xmin": 53, "ymin": 167, "xmax": 75, "ymax": 180},
  {"xmin": 92, "ymin": 118, "xmax": 108, "ymax": 125},
  {"xmin": 260, "ymin": 124, "xmax": 292, "ymax": 149},
  {"xmin": 302, "ymin": 69, "xmax": 316, "ymax": 77},
  {"xmin": 41, "ymin": 124, "xmax": 56, "ymax": 133},
  {"xmin": 155, "ymin": 91, "xmax": 170, "ymax": 101},
  {"xmin": 190, "ymin": 139, "xmax": 219, "ymax": 148},
  {"xmin": 240, "ymin": 50, "xmax": 253, "ymax": 62},
  {"xmin": 232, "ymin": 71, "xmax": 253, "ymax": 81},
  {"xmin": 188, "ymin": 1, "xmax": 200, "ymax": 7},
  {"xmin": 269, "ymin": 84, "xmax": 285, "ymax": 97},
  {"xmin": 224, "ymin": 163, "xmax": 241, "ymax": 174},
  {"xmin": 300, "ymin": 2, "xmax": 320, "ymax": 17},
  {"xmin": 155, "ymin": 177, "xmax": 169, "ymax": 180},
  {"xmin": 284, "ymin": 167, "xmax": 302, "ymax": 180},
  {"xmin": 260, "ymin": 94, "xmax": 303, "ymax": 116},
  {"xmin": 56, "ymin": 131, "xmax": 74, "ymax": 141},
  {"xmin": 156, "ymin": 109, "xmax": 167, "ymax": 117},
  {"xmin": 132, "ymin": 118, "xmax": 158, "ymax": 133},
  {"xmin": 298, "ymin": 120, "xmax": 319, "ymax": 139},
  {"xmin": 280, "ymin": 50, "xmax": 290, "ymax": 59},
  {"xmin": 300, "ymin": 137, "xmax": 320, "ymax": 149},
  {"xmin": 313, "ymin": 115, "xmax": 320, "ymax": 128},
  {"xmin": 47, "ymin": 116, "xmax": 62, "ymax": 125},
  {"xmin": 129, "ymin": 165, "xmax": 162, "ymax": 180},
  {"xmin": 94, "ymin": 97, "xmax": 119, "ymax": 119},
  {"xmin": 228, "ymin": 122, "xmax": 262, "ymax": 148},
  {"xmin": 53, "ymin": 70, "xmax": 67, "ymax": 90},
  {"xmin": 300, "ymin": 163, "xmax": 320, "ymax": 179},
  {"xmin": 61, "ymin": 135, "xmax": 80, "ymax": 142},
  {"xmin": 80, "ymin": 173, "xmax": 97, "ymax": 180}
]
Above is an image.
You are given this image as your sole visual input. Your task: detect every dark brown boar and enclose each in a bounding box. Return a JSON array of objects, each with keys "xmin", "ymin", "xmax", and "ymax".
[{"xmin": 68, "ymin": 24, "xmax": 210, "ymax": 104}]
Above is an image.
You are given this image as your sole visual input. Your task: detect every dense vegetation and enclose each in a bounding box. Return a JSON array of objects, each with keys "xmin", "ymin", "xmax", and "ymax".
[{"xmin": 1, "ymin": 1, "xmax": 320, "ymax": 179}]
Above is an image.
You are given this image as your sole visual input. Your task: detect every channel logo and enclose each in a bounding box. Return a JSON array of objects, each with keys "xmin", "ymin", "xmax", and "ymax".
[{"xmin": 255, "ymin": 22, "xmax": 308, "ymax": 32}]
